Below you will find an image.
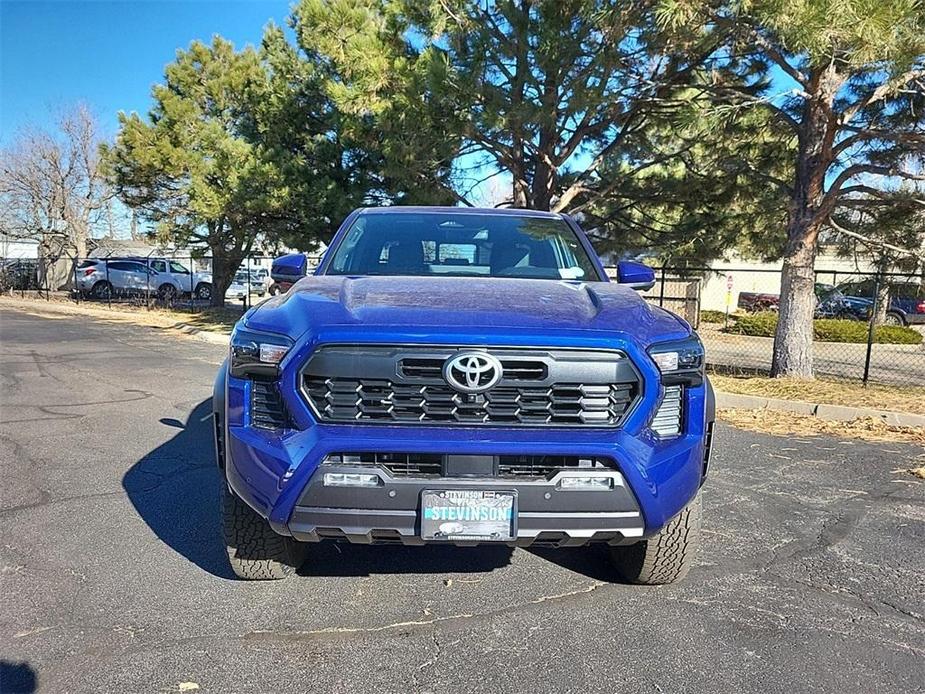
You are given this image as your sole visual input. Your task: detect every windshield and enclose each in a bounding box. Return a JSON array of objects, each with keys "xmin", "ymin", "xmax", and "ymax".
[{"xmin": 325, "ymin": 211, "xmax": 601, "ymax": 281}]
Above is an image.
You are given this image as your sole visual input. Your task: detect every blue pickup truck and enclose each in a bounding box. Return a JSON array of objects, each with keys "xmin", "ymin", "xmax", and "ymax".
[{"xmin": 213, "ymin": 207, "xmax": 714, "ymax": 584}]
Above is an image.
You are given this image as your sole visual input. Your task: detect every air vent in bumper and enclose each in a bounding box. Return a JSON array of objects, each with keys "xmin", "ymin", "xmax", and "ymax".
[
  {"xmin": 250, "ymin": 379, "xmax": 291, "ymax": 429},
  {"xmin": 650, "ymin": 385, "xmax": 683, "ymax": 436},
  {"xmin": 322, "ymin": 453, "xmax": 617, "ymax": 480}
]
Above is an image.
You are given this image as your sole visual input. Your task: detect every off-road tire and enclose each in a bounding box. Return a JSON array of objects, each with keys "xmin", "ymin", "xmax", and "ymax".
[
  {"xmin": 221, "ymin": 484, "xmax": 306, "ymax": 580},
  {"xmin": 609, "ymin": 495, "xmax": 701, "ymax": 585}
]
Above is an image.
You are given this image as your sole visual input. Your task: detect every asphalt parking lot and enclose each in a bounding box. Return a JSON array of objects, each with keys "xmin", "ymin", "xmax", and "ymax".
[{"xmin": 1, "ymin": 306, "xmax": 923, "ymax": 694}]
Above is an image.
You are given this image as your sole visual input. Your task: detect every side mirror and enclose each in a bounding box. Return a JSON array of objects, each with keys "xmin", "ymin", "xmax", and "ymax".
[
  {"xmin": 616, "ymin": 260, "xmax": 656, "ymax": 291},
  {"xmin": 270, "ymin": 253, "xmax": 307, "ymax": 283}
]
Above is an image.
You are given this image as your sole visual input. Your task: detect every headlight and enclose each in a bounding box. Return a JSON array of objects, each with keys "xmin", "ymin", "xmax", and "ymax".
[
  {"xmin": 648, "ymin": 335, "xmax": 704, "ymax": 385},
  {"xmin": 229, "ymin": 327, "xmax": 293, "ymax": 379}
]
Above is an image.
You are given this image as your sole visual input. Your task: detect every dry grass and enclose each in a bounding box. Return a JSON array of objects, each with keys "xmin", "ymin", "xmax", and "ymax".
[
  {"xmin": 1, "ymin": 296, "xmax": 238, "ymax": 336},
  {"xmin": 711, "ymin": 373, "xmax": 925, "ymax": 416},
  {"xmin": 719, "ymin": 408, "xmax": 925, "ymax": 445},
  {"xmin": 909, "ymin": 466, "xmax": 925, "ymax": 480}
]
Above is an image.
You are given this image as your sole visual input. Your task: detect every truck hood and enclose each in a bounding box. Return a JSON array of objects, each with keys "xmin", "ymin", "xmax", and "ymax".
[{"xmin": 246, "ymin": 275, "xmax": 691, "ymax": 347}]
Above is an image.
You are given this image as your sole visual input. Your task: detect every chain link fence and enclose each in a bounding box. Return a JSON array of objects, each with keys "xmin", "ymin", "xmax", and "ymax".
[{"xmin": 3, "ymin": 252, "xmax": 923, "ymax": 387}]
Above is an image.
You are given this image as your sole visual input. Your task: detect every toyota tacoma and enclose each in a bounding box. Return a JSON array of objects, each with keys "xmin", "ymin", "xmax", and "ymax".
[{"xmin": 213, "ymin": 207, "xmax": 714, "ymax": 583}]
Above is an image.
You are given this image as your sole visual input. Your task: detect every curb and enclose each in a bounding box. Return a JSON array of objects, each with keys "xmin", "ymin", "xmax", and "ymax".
[{"xmin": 716, "ymin": 391, "xmax": 925, "ymax": 428}]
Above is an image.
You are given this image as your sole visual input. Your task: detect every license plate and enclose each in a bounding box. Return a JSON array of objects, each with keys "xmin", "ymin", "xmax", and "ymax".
[{"xmin": 421, "ymin": 489, "xmax": 516, "ymax": 541}]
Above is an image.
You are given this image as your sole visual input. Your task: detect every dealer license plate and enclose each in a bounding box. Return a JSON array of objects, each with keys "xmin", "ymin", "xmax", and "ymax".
[{"xmin": 420, "ymin": 489, "xmax": 516, "ymax": 541}]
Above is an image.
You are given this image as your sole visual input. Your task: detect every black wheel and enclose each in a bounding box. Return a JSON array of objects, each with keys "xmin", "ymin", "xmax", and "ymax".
[
  {"xmin": 884, "ymin": 312, "xmax": 905, "ymax": 326},
  {"xmin": 195, "ymin": 282, "xmax": 213, "ymax": 301},
  {"xmin": 609, "ymin": 495, "xmax": 701, "ymax": 585},
  {"xmin": 221, "ymin": 484, "xmax": 306, "ymax": 580},
  {"xmin": 90, "ymin": 281, "xmax": 112, "ymax": 300},
  {"xmin": 157, "ymin": 283, "xmax": 178, "ymax": 301}
]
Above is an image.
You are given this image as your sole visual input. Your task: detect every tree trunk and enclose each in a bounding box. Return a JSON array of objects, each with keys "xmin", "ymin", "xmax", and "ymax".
[
  {"xmin": 872, "ymin": 263, "xmax": 891, "ymax": 324},
  {"xmin": 210, "ymin": 253, "xmax": 235, "ymax": 308},
  {"xmin": 771, "ymin": 228, "xmax": 818, "ymax": 377},
  {"xmin": 771, "ymin": 63, "xmax": 842, "ymax": 379}
]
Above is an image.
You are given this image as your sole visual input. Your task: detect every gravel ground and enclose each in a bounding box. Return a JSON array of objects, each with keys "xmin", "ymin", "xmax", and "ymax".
[{"xmin": 1, "ymin": 306, "xmax": 923, "ymax": 694}]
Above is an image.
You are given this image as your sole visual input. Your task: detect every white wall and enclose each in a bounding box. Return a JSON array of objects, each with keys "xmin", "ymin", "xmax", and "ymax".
[
  {"xmin": 698, "ymin": 253, "xmax": 883, "ymax": 313},
  {"xmin": 0, "ymin": 239, "xmax": 39, "ymax": 259}
]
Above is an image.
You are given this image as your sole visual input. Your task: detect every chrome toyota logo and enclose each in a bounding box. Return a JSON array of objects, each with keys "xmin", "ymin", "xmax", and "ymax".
[{"xmin": 443, "ymin": 352, "xmax": 503, "ymax": 393}]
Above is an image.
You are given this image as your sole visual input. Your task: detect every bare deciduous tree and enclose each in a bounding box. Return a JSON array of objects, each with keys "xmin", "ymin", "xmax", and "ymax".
[{"xmin": 0, "ymin": 104, "xmax": 113, "ymax": 289}]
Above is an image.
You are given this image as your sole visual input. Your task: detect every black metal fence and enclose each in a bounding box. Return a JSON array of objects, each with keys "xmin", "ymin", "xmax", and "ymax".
[
  {"xmin": 3, "ymin": 253, "xmax": 923, "ymax": 388},
  {"xmin": 637, "ymin": 266, "xmax": 925, "ymax": 388}
]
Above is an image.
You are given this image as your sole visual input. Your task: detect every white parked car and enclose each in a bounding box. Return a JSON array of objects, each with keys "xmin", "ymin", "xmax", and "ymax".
[
  {"xmin": 141, "ymin": 257, "xmax": 213, "ymax": 300},
  {"xmin": 225, "ymin": 271, "xmax": 266, "ymax": 301}
]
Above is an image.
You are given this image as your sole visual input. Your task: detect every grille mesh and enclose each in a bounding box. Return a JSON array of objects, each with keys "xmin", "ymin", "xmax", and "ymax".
[
  {"xmin": 304, "ymin": 378, "xmax": 635, "ymax": 426},
  {"xmin": 301, "ymin": 346, "xmax": 640, "ymax": 427}
]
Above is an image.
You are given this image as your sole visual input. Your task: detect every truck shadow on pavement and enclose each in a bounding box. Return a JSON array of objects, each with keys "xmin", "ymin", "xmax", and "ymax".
[
  {"xmin": 123, "ymin": 399, "xmax": 514, "ymax": 579},
  {"xmin": 122, "ymin": 400, "xmax": 235, "ymax": 579}
]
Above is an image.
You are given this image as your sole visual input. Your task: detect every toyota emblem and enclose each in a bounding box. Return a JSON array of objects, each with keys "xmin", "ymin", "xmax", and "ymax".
[{"xmin": 443, "ymin": 352, "xmax": 503, "ymax": 393}]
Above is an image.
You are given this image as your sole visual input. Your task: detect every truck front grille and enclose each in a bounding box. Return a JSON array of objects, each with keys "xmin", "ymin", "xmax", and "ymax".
[
  {"xmin": 301, "ymin": 346, "xmax": 640, "ymax": 428},
  {"xmin": 323, "ymin": 453, "xmax": 616, "ymax": 479}
]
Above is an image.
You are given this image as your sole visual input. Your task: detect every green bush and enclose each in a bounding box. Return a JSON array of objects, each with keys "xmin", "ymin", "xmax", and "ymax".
[
  {"xmin": 870, "ymin": 325, "xmax": 923, "ymax": 345},
  {"xmin": 699, "ymin": 309, "xmax": 731, "ymax": 324},
  {"xmin": 725, "ymin": 311, "xmax": 778, "ymax": 336},
  {"xmin": 724, "ymin": 312, "xmax": 922, "ymax": 344}
]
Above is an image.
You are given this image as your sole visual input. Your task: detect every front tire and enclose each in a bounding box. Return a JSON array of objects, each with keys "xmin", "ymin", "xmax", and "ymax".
[
  {"xmin": 609, "ymin": 495, "xmax": 701, "ymax": 585},
  {"xmin": 195, "ymin": 282, "xmax": 213, "ymax": 301},
  {"xmin": 157, "ymin": 283, "xmax": 178, "ymax": 301},
  {"xmin": 221, "ymin": 484, "xmax": 306, "ymax": 580}
]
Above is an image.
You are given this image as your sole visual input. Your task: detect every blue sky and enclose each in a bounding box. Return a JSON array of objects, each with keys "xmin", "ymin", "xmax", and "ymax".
[{"xmin": 1, "ymin": 0, "xmax": 293, "ymax": 142}]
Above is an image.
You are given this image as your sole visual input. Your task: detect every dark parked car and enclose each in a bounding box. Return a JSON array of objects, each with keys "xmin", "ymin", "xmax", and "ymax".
[
  {"xmin": 836, "ymin": 278, "xmax": 925, "ymax": 326},
  {"xmin": 0, "ymin": 259, "xmax": 40, "ymax": 291},
  {"xmin": 737, "ymin": 283, "xmax": 870, "ymax": 320}
]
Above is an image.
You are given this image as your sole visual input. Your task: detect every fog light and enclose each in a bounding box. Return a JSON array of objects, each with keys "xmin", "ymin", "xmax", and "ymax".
[
  {"xmin": 558, "ymin": 476, "xmax": 613, "ymax": 490},
  {"xmin": 323, "ymin": 472, "xmax": 380, "ymax": 488}
]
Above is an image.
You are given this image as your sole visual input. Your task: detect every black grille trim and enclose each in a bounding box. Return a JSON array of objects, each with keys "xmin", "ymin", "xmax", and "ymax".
[
  {"xmin": 301, "ymin": 346, "xmax": 641, "ymax": 428},
  {"xmin": 251, "ymin": 379, "xmax": 291, "ymax": 430},
  {"xmin": 323, "ymin": 453, "xmax": 617, "ymax": 480}
]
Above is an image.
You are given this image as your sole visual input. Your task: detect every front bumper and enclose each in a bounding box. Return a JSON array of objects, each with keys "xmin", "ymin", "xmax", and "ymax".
[
  {"xmin": 289, "ymin": 462, "xmax": 643, "ymax": 547},
  {"xmin": 224, "ymin": 389, "xmax": 710, "ymax": 546},
  {"xmin": 220, "ymin": 331, "xmax": 712, "ymax": 547}
]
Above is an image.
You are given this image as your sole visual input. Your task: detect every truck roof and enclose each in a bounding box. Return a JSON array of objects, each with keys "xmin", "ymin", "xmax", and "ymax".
[{"xmin": 356, "ymin": 206, "xmax": 565, "ymax": 220}]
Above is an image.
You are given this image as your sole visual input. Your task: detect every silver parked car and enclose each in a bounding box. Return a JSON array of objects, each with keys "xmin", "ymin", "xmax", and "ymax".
[{"xmin": 77, "ymin": 259, "xmax": 162, "ymax": 299}]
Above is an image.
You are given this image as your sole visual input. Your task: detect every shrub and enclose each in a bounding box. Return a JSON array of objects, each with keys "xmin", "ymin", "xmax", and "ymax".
[
  {"xmin": 871, "ymin": 325, "xmax": 923, "ymax": 345},
  {"xmin": 724, "ymin": 312, "xmax": 923, "ymax": 344},
  {"xmin": 699, "ymin": 309, "xmax": 731, "ymax": 324},
  {"xmin": 724, "ymin": 311, "xmax": 777, "ymax": 337}
]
